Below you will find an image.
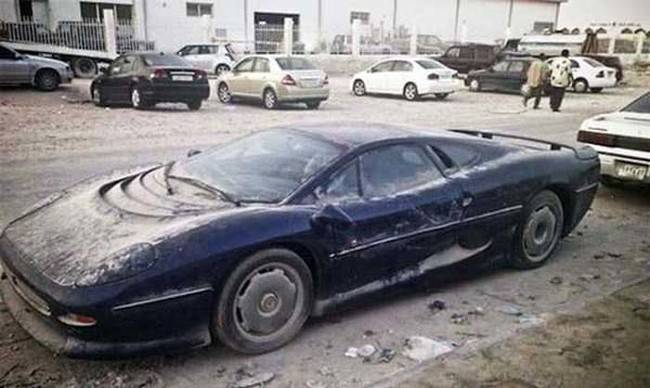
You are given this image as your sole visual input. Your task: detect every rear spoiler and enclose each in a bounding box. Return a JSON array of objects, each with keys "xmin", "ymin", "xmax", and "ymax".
[{"xmin": 449, "ymin": 129, "xmax": 597, "ymax": 160}]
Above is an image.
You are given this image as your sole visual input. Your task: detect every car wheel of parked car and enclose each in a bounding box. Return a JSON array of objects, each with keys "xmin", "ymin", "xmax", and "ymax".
[
  {"xmin": 510, "ymin": 190, "xmax": 564, "ymax": 269},
  {"xmin": 212, "ymin": 248, "xmax": 313, "ymax": 354},
  {"xmin": 215, "ymin": 64, "xmax": 230, "ymax": 76},
  {"xmin": 352, "ymin": 80, "xmax": 366, "ymax": 96},
  {"xmin": 306, "ymin": 101, "xmax": 321, "ymax": 110},
  {"xmin": 263, "ymin": 88, "xmax": 278, "ymax": 109},
  {"xmin": 218, "ymin": 82, "xmax": 232, "ymax": 103},
  {"xmin": 35, "ymin": 69, "xmax": 59, "ymax": 91},
  {"xmin": 90, "ymin": 85, "xmax": 106, "ymax": 107},
  {"xmin": 403, "ymin": 83, "xmax": 419, "ymax": 101},
  {"xmin": 131, "ymin": 87, "xmax": 150, "ymax": 110},
  {"xmin": 434, "ymin": 93, "xmax": 449, "ymax": 100},
  {"xmin": 573, "ymin": 78, "xmax": 589, "ymax": 93},
  {"xmin": 187, "ymin": 100, "xmax": 202, "ymax": 111},
  {"xmin": 590, "ymin": 87, "xmax": 603, "ymax": 93},
  {"xmin": 468, "ymin": 78, "xmax": 481, "ymax": 92}
]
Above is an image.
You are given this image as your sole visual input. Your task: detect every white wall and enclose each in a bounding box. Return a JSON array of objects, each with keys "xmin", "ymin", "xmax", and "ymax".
[
  {"xmin": 0, "ymin": 1, "xmax": 18, "ymax": 22},
  {"xmin": 144, "ymin": 0, "xmax": 218, "ymax": 52},
  {"xmin": 558, "ymin": 0, "xmax": 650, "ymax": 30}
]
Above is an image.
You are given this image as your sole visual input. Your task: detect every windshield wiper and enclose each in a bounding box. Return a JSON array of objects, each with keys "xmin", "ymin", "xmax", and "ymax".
[
  {"xmin": 162, "ymin": 161, "xmax": 175, "ymax": 195},
  {"xmin": 167, "ymin": 174, "xmax": 240, "ymax": 206}
]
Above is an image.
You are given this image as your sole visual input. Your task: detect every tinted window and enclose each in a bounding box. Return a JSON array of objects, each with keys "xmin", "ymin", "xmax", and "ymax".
[
  {"xmin": 459, "ymin": 47, "xmax": 473, "ymax": 59},
  {"xmin": 493, "ymin": 61, "xmax": 509, "ymax": 72},
  {"xmin": 431, "ymin": 143, "xmax": 480, "ymax": 169},
  {"xmin": 476, "ymin": 46, "xmax": 493, "ymax": 59},
  {"xmin": 315, "ymin": 161, "xmax": 360, "ymax": 203},
  {"xmin": 416, "ymin": 60, "xmax": 444, "ymax": 69},
  {"xmin": 276, "ymin": 57, "xmax": 316, "ymax": 70},
  {"xmin": 109, "ymin": 56, "xmax": 126, "ymax": 75},
  {"xmin": 180, "ymin": 130, "xmax": 344, "ymax": 203},
  {"xmin": 0, "ymin": 45, "xmax": 17, "ymax": 59},
  {"xmin": 234, "ymin": 57, "xmax": 255, "ymax": 72},
  {"xmin": 360, "ymin": 145, "xmax": 442, "ymax": 197},
  {"xmin": 621, "ymin": 92, "xmax": 650, "ymax": 113},
  {"xmin": 446, "ymin": 47, "xmax": 460, "ymax": 57},
  {"xmin": 371, "ymin": 61, "xmax": 393, "ymax": 72},
  {"xmin": 392, "ymin": 61, "xmax": 413, "ymax": 71},
  {"xmin": 180, "ymin": 46, "xmax": 200, "ymax": 55},
  {"xmin": 253, "ymin": 57, "xmax": 270, "ymax": 72},
  {"xmin": 570, "ymin": 60, "xmax": 579, "ymax": 68},
  {"xmin": 508, "ymin": 61, "xmax": 525, "ymax": 73},
  {"xmin": 142, "ymin": 54, "xmax": 189, "ymax": 67}
]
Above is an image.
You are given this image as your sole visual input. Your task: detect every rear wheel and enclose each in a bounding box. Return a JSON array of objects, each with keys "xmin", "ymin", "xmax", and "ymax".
[
  {"xmin": 215, "ymin": 64, "xmax": 230, "ymax": 76},
  {"xmin": 263, "ymin": 88, "xmax": 278, "ymax": 109},
  {"xmin": 212, "ymin": 249, "xmax": 313, "ymax": 354},
  {"xmin": 90, "ymin": 84, "xmax": 106, "ymax": 107},
  {"xmin": 352, "ymin": 79, "xmax": 366, "ymax": 96},
  {"xmin": 403, "ymin": 82, "xmax": 419, "ymax": 101},
  {"xmin": 35, "ymin": 70, "xmax": 59, "ymax": 91},
  {"xmin": 510, "ymin": 190, "xmax": 564, "ymax": 269},
  {"xmin": 573, "ymin": 78, "xmax": 589, "ymax": 93},
  {"xmin": 434, "ymin": 93, "xmax": 449, "ymax": 100},
  {"xmin": 468, "ymin": 78, "xmax": 481, "ymax": 92},
  {"xmin": 305, "ymin": 101, "xmax": 321, "ymax": 109},
  {"xmin": 187, "ymin": 99, "xmax": 202, "ymax": 110}
]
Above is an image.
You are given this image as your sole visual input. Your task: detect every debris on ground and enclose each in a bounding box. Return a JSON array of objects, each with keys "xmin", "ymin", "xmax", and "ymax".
[
  {"xmin": 607, "ymin": 251, "xmax": 623, "ymax": 258},
  {"xmin": 344, "ymin": 347, "xmax": 359, "ymax": 358},
  {"xmin": 579, "ymin": 273, "xmax": 601, "ymax": 282},
  {"xmin": 357, "ymin": 344, "xmax": 376, "ymax": 358},
  {"xmin": 403, "ymin": 336, "xmax": 455, "ymax": 362},
  {"xmin": 317, "ymin": 366, "xmax": 334, "ymax": 377},
  {"xmin": 456, "ymin": 331, "xmax": 487, "ymax": 338},
  {"xmin": 517, "ymin": 314, "xmax": 545, "ymax": 325},
  {"xmin": 451, "ymin": 313, "xmax": 470, "ymax": 325},
  {"xmin": 593, "ymin": 253, "xmax": 605, "ymax": 260},
  {"xmin": 427, "ymin": 300, "xmax": 447, "ymax": 313},
  {"xmin": 550, "ymin": 276, "xmax": 564, "ymax": 285},
  {"xmin": 468, "ymin": 306, "xmax": 485, "ymax": 316},
  {"xmin": 496, "ymin": 305, "xmax": 524, "ymax": 317},
  {"xmin": 374, "ymin": 348, "xmax": 397, "ymax": 363},
  {"xmin": 362, "ymin": 329, "xmax": 376, "ymax": 337},
  {"xmin": 235, "ymin": 372, "xmax": 275, "ymax": 388},
  {"xmin": 305, "ymin": 380, "xmax": 327, "ymax": 388}
]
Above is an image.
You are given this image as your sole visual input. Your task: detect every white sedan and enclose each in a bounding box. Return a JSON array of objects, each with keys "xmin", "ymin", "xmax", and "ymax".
[
  {"xmin": 351, "ymin": 57, "xmax": 462, "ymax": 101},
  {"xmin": 577, "ymin": 91, "xmax": 650, "ymax": 185},
  {"xmin": 548, "ymin": 56, "xmax": 617, "ymax": 93}
]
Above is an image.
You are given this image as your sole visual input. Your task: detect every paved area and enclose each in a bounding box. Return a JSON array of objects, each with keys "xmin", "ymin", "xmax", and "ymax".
[{"xmin": 0, "ymin": 78, "xmax": 649, "ymax": 387}]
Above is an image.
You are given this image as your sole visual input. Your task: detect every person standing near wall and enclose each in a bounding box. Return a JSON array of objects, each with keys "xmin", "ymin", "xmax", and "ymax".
[
  {"xmin": 523, "ymin": 53, "xmax": 547, "ymax": 109},
  {"xmin": 548, "ymin": 49, "xmax": 572, "ymax": 112}
]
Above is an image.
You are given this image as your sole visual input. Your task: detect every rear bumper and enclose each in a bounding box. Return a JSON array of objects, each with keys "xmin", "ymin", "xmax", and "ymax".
[
  {"xmin": 597, "ymin": 150, "xmax": 650, "ymax": 183},
  {"xmin": 143, "ymin": 82, "xmax": 210, "ymax": 102},
  {"xmin": 588, "ymin": 77, "xmax": 617, "ymax": 89},
  {"xmin": 420, "ymin": 79, "xmax": 463, "ymax": 95},
  {"xmin": 277, "ymin": 85, "xmax": 330, "ymax": 102}
]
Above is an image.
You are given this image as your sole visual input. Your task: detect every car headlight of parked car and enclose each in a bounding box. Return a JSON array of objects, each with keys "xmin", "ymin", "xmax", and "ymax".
[{"xmin": 75, "ymin": 243, "xmax": 158, "ymax": 287}]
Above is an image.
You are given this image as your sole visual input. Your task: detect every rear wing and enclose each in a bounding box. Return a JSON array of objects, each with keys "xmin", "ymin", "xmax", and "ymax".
[{"xmin": 449, "ymin": 129, "xmax": 597, "ymax": 160}]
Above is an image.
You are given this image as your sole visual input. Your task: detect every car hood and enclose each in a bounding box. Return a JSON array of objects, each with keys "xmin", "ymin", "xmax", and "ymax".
[
  {"xmin": 25, "ymin": 54, "xmax": 68, "ymax": 69},
  {"xmin": 1, "ymin": 165, "xmax": 237, "ymax": 287},
  {"xmin": 582, "ymin": 111, "xmax": 650, "ymax": 138}
]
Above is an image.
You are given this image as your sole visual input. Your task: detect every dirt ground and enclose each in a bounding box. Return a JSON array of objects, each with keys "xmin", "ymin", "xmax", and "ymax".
[{"xmin": 0, "ymin": 77, "xmax": 649, "ymax": 387}]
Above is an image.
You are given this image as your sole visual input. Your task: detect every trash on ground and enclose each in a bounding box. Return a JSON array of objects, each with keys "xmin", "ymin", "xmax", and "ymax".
[
  {"xmin": 496, "ymin": 305, "xmax": 524, "ymax": 317},
  {"xmin": 517, "ymin": 314, "xmax": 545, "ymax": 325},
  {"xmin": 451, "ymin": 313, "xmax": 469, "ymax": 325},
  {"xmin": 468, "ymin": 306, "xmax": 485, "ymax": 316},
  {"xmin": 402, "ymin": 336, "xmax": 454, "ymax": 362},
  {"xmin": 579, "ymin": 273, "xmax": 601, "ymax": 281},
  {"xmin": 428, "ymin": 299, "xmax": 447, "ymax": 312},
  {"xmin": 235, "ymin": 372, "xmax": 275, "ymax": 388},
  {"xmin": 318, "ymin": 366, "xmax": 334, "ymax": 377},
  {"xmin": 357, "ymin": 344, "xmax": 376, "ymax": 358},
  {"xmin": 374, "ymin": 348, "xmax": 396, "ymax": 363},
  {"xmin": 607, "ymin": 251, "xmax": 623, "ymax": 258},
  {"xmin": 550, "ymin": 276, "xmax": 563, "ymax": 285},
  {"xmin": 344, "ymin": 347, "xmax": 359, "ymax": 358},
  {"xmin": 305, "ymin": 380, "xmax": 327, "ymax": 388}
]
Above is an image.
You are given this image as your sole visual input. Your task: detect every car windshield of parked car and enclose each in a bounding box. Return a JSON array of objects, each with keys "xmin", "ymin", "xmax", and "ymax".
[
  {"xmin": 416, "ymin": 60, "xmax": 445, "ymax": 69},
  {"xmin": 179, "ymin": 130, "xmax": 345, "ymax": 203},
  {"xmin": 142, "ymin": 54, "xmax": 189, "ymax": 67},
  {"xmin": 621, "ymin": 93, "xmax": 650, "ymax": 113},
  {"xmin": 275, "ymin": 57, "xmax": 316, "ymax": 70}
]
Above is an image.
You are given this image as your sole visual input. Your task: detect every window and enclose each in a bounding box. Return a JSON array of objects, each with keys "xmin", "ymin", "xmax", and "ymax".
[
  {"xmin": 415, "ymin": 60, "xmax": 444, "ymax": 70},
  {"xmin": 187, "ymin": 2, "xmax": 213, "ymax": 17},
  {"xmin": 392, "ymin": 61, "xmax": 413, "ymax": 72},
  {"xmin": 179, "ymin": 45, "xmax": 200, "ymax": 56},
  {"xmin": 493, "ymin": 61, "xmax": 509, "ymax": 72},
  {"xmin": 621, "ymin": 92, "xmax": 650, "ymax": 113},
  {"xmin": 431, "ymin": 143, "xmax": 480, "ymax": 170},
  {"xmin": 121, "ymin": 55, "xmax": 137, "ymax": 73},
  {"xmin": 459, "ymin": 47, "xmax": 474, "ymax": 59},
  {"xmin": 350, "ymin": 11, "xmax": 370, "ymax": 25},
  {"xmin": 80, "ymin": 2, "xmax": 132, "ymax": 21},
  {"xmin": 141, "ymin": 54, "xmax": 189, "ymax": 67},
  {"xmin": 570, "ymin": 60, "xmax": 579, "ymax": 68},
  {"xmin": 583, "ymin": 58, "xmax": 603, "ymax": 67},
  {"xmin": 371, "ymin": 61, "xmax": 393, "ymax": 72},
  {"xmin": 0, "ymin": 45, "xmax": 17, "ymax": 59},
  {"xmin": 360, "ymin": 145, "xmax": 442, "ymax": 198},
  {"xmin": 234, "ymin": 57, "xmax": 255, "ymax": 72},
  {"xmin": 446, "ymin": 47, "xmax": 460, "ymax": 57},
  {"xmin": 253, "ymin": 57, "xmax": 270, "ymax": 72},
  {"xmin": 507, "ymin": 61, "xmax": 525, "ymax": 74},
  {"xmin": 476, "ymin": 46, "xmax": 494, "ymax": 59},
  {"xmin": 275, "ymin": 57, "xmax": 315, "ymax": 70},
  {"xmin": 108, "ymin": 56, "xmax": 126, "ymax": 75},
  {"xmin": 315, "ymin": 161, "xmax": 360, "ymax": 203}
]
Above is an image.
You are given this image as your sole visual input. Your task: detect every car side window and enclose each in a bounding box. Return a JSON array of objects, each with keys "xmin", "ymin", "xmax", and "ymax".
[
  {"xmin": 234, "ymin": 57, "xmax": 254, "ymax": 72},
  {"xmin": 493, "ymin": 61, "xmax": 509, "ymax": 72},
  {"xmin": 360, "ymin": 144, "xmax": 442, "ymax": 198},
  {"xmin": 253, "ymin": 57, "xmax": 270, "ymax": 72},
  {"xmin": 570, "ymin": 60, "xmax": 579, "ymax": 68},
  {"xmin": 446, "ymin": 47, "xmax": 460, "ymax": 58},
  {"xmin": 314, "ymin": 161, "xmax": 361, "ymax": 203},
  {"xmin": 121, "ymin": 55, "xmax": 136, "ymax": 73},
  {"xmin": 476, "ymin": 46, "xmax": 493, "ymax": 59},
  {"xmin": 392, "ymin": 61, "xmax": 413, "ymax": 72},
  {"xmin": 430, "ymin": 143, "xmax": 480, "ymax": 171},
  {"xmin": 371, "ymin": 61, "xmax": 393, "ymax": 72},
  {"xmin": 0, "ymin": 45, "xmax": 16, "ymax": 59},
  {"xmin": 109, "ymin": 56, "xmax": 126, "ymax": 75},
  {"xmin": 459, "ymin": 47, "xmax": 474, "ymax": 59},
  {"xmin": 507, "ymin": 61, "xmax": 524, "ymax": 74}
]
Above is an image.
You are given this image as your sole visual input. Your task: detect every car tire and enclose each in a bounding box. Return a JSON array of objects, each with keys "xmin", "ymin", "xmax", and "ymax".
[
  {"xmin": 468, "ymin": 78, "xmax": 481, "ymax": 92},
  {"xmin": 72, "ymin": 57, "xmax": 97, "ymax": 78},
  {"xmin": 403, "ymin": 82, "xmax": 419, "ymax": 101},
  {"xmin": 510, "ymin": 190, "xmax": 564, "ymax": 269},
  {"xmin": 212, "ymin": 248, "xmax": 313, "ymax": 354},
  {"xmin": 130, "ymin": 86, "xmax": 150, "ymax": 110},
  {"xmin": 217, "ymin": 82, "xmax": 232, "ymax": 103},
  {"xmin": 573, "ymin": 78, "xmax": 589, "ymax": 93},
  {"xmin": 35, "ymin": 69, "xmax": 59, "ymax": 91},
  {"xmin": 590, "ymin": 87, "xmax": 603, "ymax": 93},
  {"xmin": 215, "ymin": 64, "xmax": 230, "ymax": 77},
  {"xmin": 434, "ymin": 93, "xmax": 449, "ymax": 100},
  {"xmin": 263, "ymin": 88, "xmax": 278, "ymax": 109},
  {"xmin": 352, "ymin": 79, "xmax": 366, "ymax": 96},
  {"xmin": 187, "ymin": 99, "xmax": 202, "ymax": 111},
  {"xmin": 90, "ymin": 84, "xmax": 106, "ymax": 107},
  {"xmin": 306, "ymin": 101, "xmax": 321, "ymax": 110}
]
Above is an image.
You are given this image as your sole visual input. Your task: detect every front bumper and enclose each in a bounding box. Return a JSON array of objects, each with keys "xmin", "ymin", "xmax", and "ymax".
[{"xmin": 277, "ymin": 85, "xmax": 330, "ymax": 102}]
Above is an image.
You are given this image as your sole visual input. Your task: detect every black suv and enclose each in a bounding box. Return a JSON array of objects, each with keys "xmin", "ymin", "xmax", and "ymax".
[{"xmin": 435, "ymin": 43, "xmax": 498, "ymax": 74}]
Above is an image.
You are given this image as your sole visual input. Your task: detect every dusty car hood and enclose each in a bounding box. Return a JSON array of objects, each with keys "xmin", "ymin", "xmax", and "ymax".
[
  {"xmin": 24, "ymin": 54, "xmax": 69, "ymax": 69},
  {"xmin": 1, "ymin": 165, "xmax": 235, "ymax": 287}
]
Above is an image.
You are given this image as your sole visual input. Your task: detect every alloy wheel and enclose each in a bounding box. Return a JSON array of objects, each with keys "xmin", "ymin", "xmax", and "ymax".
[{"xmin": 522, "ymin": 205, "xmax": 559, "ymax": 262}]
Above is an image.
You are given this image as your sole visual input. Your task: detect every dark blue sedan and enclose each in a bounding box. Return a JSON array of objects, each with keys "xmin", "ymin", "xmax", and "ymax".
[{"xmin": 0, "ymin": 124, "xmax": 600, "ymax": 358}]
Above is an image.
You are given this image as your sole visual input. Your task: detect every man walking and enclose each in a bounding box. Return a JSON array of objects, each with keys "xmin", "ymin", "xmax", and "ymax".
[
  {"xmin": 523, "ymin": 53, "xmax": 547, "ymax": 109},
  {"xmin": 548, "ymin": 49, "xmax": 572, "ymax": 112}
]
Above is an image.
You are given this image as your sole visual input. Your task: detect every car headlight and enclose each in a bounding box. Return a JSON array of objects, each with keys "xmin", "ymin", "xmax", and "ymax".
[{"xmin": 75, "ymin": 243, "xmax": 158, "ymax": 287}]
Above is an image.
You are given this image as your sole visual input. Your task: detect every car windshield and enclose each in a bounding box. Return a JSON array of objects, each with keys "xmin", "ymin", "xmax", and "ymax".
[
  {"xmin": 142, "ymin": 54, "xmax": 189, "ymax": 67},
  {"xmin": 582, "ymin": 58, "xmax": 604, "ymax": 67},
  {"xmin": 416, "ymin": 60, "xmax": 445, "ymax": 69},
  {"xmin": 621, "ymin": 93, "xmax": 650, "ymax": 113},
  {"xmin": 275, "ymin": 57, "xmax": 316, "ymax": 70},
  {"xmin": 178, "ymin": 130, "xmax": 345, "ymax": 203}
]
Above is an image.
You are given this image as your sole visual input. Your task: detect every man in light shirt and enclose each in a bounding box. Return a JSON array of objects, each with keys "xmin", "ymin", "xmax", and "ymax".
[
  {"xmin": 548, "ymin": 49, "xmax": 573, "ymax": 112},
  {"xmin": 523, "ymin": 53, "xmax": 548, "ymax": 109}
]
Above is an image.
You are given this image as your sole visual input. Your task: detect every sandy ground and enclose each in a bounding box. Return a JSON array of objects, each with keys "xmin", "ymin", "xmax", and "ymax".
[{"xmin": 0, "ymin": 78, "xmax": 649, "ymax": 387}]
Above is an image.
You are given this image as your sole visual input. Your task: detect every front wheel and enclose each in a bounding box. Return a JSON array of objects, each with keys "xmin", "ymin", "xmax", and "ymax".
[
  {"xmin": 35, "ymin": 70, "xmax": 59, "ymax": 91},
  {"xmin": 131, "ymin": 86, "xmax": 150, "ymax": 110},
  {"xmin": 217, "ymin": 82, "xmax": 232, "ymax": 103},
  {"xmin": 91, "ymin": 85, "xmax": 106, "ymax": 107},
  {"xmin": 212, "ymin": 249, "xmax": 313, "ymax": 354},
  {"xmin": 352, "ymin": 79, "xmax": 366, "ymax": 96},
  {"xmin": 573, "ymin": 78, "xmax": 589, "ymax": 93},
  {"xmin": 403, "ymin": 82, "xmax": 419, "ymax": 101},
  {"xmin": 263, "ymin": 88, "xmax": 278, "ymax": 109},
  {"xmin": 510, "ymin": 190, "xmax": 564, "ymax": 269},
  {"xmin": 187, "ymin": 99, "xmax": 202, "ymax": 110},
  {"xmin": 468, "ymin": 78, "xmax": 481, "ymax": 92}
]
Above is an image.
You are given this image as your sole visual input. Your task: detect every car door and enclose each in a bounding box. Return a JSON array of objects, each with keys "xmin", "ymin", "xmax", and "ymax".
[
  {"xmin": 229, "ymin": 57, "xmax": 255, "ymax": 97},
  {"xmin": 100, "ymin": 55, "xmax": 126, "ymax": 102},
  {"xmin": 249, "ymin": 57, "xmax": 271, "ymax": 97},
  {"xmin": 178, "ymin": 45, "xmax": 202, "ymax": 69},
  {"xmin": 365, "ymin": 60, "xmax": 393, "ymax": 93},
  {"xmin": 482, "ymin": 60, "xmax": 509, "ymax": 91},
  {"xmin": 312, "ymin": 143, "xmax": 464, "ymax": 295},
  {"xmin": 505, "ymin": 60, "xmax": 526, "ymax": 92},
  {"xmin": 386, "ymin": 60, "xmax": 414, "ymax": 95},
  {"xmin": 111, "ymin": 54, "xmax": 137, "ymax": 103},
  {"xmin": 0, "ymin": 45, "xmax": 31, "ymax": 84}
]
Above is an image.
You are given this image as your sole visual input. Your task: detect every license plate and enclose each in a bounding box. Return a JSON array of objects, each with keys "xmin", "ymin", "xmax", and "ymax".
[
  {"xmin": 615, "ymin": 161, "xmax": 648, "ymax": 181},
  {"xmin": 172, "ymin": 75, "xmax": 193, "ymax": 82},
  {"xmin": 301, "ymin": 80, "xmax": 320, "ymax": 88}
]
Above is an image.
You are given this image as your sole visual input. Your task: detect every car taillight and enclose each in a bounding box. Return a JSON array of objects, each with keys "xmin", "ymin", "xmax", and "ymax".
[
  {"xmin": 323, "ymin": 74, "xmax": 329, "ymax": 85},
  {"xmin": 596, "ymin": 70, "xmax": 604, "ymax": 78},
  {"xmin": 195, "ymin": 69, "xmax": 208, "ymax": 80},
  {"xmin": 281, "ymin": 74, "xmax": 297, "ymax": 86},
  {"xmin": 57, "ymin": 313, "xmax": 97, "ymax": 327},
  {"xmin": 577, "ymin": 130, "xmax": 616, "ymax": 147},
  {"xmin": 428, "ymin": 73, "xmax": 439, "ymax": 80},
  {"xmin": 150, "ymin": 68, "xmax": 168, "ymax": 79}
]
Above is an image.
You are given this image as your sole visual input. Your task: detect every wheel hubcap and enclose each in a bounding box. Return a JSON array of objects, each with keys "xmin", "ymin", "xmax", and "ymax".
[
  {"xmin": 132, "ymin": 89, "xmax": 140, "ymax": 107},
  {"xmin": 405, "ymin": 85, "xmax": 416, "ymax": 99},
  {"xmin": 354, "ymin": 82, "xmax": 364, "ymax": 95},
  {"xmin": 470, "ymin": 80, "xmax": 479, "ymax": 90},
  {"xmin": 523, "ymin": 206, "xmax": 557, "ymax": 261},
  {"xmin": 235, "ymin": 265, "xmax": 299, "ymax": 337},
  {"xmin": 219, "ymin": 85, "xmax": 231, "ymax": 102},
  {"xmin": 92, "ymin": 88, "xmax": 100, "ymax": 103},
  {"xmin": 265, "ymin": 91, "xmax": 275, "ymax": 108}
]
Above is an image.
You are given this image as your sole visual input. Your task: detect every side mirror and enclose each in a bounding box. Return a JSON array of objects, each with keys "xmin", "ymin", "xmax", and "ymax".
[
  {"xmin": 310, "ymin": 203, "xmax": 354, "ymax": 229},
  {"xmin": 187, "ymin": 149, "xmax": 201, "ymax": 158}
]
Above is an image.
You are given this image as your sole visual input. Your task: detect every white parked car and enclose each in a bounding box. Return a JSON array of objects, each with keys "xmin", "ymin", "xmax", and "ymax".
[
  {"xmin": 548, "ymin": 56, "xmax": 617, "ymax": 93},
  {"xmin": 351, "ymin": 57, "xmax": 462, "ymax": 101},
  {"xmin": 176, "ymin": 43, "xmax": 236, "ymax": 76},
  {"xmin": 577, "ymin": 91, "xmax": 650, "ymax": 185}
]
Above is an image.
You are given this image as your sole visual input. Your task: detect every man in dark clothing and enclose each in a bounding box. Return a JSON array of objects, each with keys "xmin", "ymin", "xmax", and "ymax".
[{"xmin": 548, "ymin": 49, "xmax": 572, "ymax": 112}]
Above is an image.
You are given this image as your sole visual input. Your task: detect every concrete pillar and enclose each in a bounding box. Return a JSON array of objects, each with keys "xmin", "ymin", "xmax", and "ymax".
[
  {"xmin": 132, "ymin": 0, "xmax": 147, "ymax": 41},
  {"xmin": 409, "ymin": 24, "xmax": 417, "ymax": 55},
  {"xmin": 284, "ymin": 17, "xmax": 294, "ymax": 55},
  {"xmin": 103, "ymin": 9, "xmax": 117, "ymax": 57},
  {"xmin": 636, "ymin": 32, "xmax": 645, "ymax": 57},
  {"xmin": 201, "ymin": 14, "xmax": 212, "ymax": 42},
  {"xmin": 351, "ymin": 19, "xmax": 361, "ymax": 57},
  {"xmin": 608, "ymin": 35, "xmax": 616, "ymax": 54}
]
